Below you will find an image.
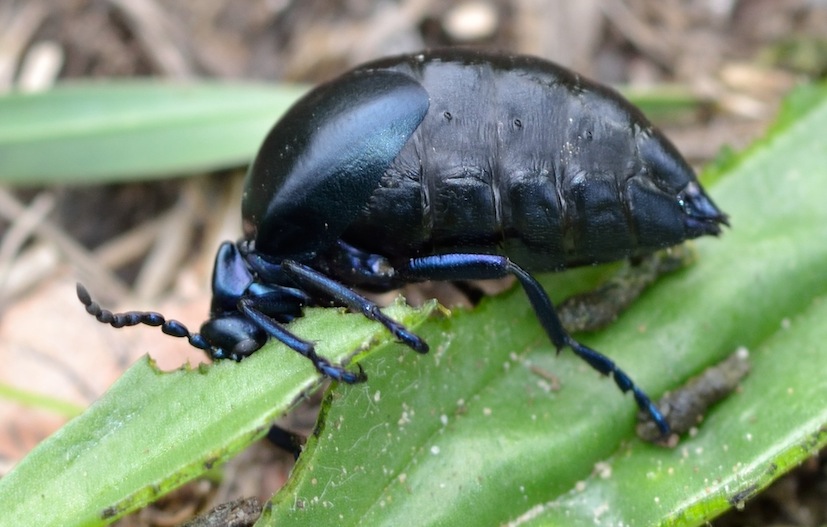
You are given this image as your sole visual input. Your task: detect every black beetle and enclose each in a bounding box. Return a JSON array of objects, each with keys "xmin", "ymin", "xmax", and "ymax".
[{"xmin": 78, "ymin": 49, "xmax": 727, "ymax": 437}]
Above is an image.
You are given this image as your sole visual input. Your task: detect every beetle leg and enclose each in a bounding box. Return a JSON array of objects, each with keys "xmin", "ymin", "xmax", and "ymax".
[
  {"xmin": 266, "ymin": 424, "xmax": 304, "ymax": 460},
  {"xmin": 238, "ymin": 297, "xmax": 366, "ymax": 383},
  {"xmin": 398, "ymin": 253, "xmax": 671, "ymax": 437},
  {"xmin": 314, "ymin": 240, "xmax": 399, "ymax": 291},
  {"xmin": 280, "ymin": 260, "xmax": 429, "ymax": 354}
]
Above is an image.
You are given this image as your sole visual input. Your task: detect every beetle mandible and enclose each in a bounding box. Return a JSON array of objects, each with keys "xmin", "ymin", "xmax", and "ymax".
[{"xmin": 78, "ymin": 49, "xmax": 728, "ymax": 437}]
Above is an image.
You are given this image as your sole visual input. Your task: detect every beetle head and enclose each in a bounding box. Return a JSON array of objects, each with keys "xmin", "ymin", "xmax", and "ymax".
[
  {"xmin": 200, "ymin": 315, "xmax": 267, "ymax": 361},
  {"xmin": 629, "ymin": 131, "xmax": 728, "ymax": 252}
]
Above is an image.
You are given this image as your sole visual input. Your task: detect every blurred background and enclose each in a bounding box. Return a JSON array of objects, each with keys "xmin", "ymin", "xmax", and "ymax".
[{"xmin": 1, "ymin": 0, "xmax": 826, "ymax": 524}]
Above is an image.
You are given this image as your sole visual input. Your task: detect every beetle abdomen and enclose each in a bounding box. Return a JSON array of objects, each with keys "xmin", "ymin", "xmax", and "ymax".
[{"xmin": 343, "ymin": 51, "xmax": 663, "ymax": 270}]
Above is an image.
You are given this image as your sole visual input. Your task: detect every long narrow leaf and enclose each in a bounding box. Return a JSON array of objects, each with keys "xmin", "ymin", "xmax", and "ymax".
[
  {"xmin": 260, "ymin": 83, "xmax": 827, "ymax": 526},
  {"xmin": 0, "ymin": 81, "xmax": 307, "ymax": 184}
]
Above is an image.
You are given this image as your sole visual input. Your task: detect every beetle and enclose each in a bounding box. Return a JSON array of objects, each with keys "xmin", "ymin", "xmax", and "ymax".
[{"xmin": 78, "ymin": 49, "xmax": 728, "ymax": 437}]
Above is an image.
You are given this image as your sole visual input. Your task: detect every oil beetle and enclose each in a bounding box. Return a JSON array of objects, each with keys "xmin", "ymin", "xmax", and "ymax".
[{"xmin": 78, "ymin": 49, "xmax": 727, "ymax": 437}]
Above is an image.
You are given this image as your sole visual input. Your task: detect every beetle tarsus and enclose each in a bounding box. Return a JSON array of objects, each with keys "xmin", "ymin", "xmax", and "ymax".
[
  {"xmin": 566, "ymin": 337, "xmax": 670, "ymax": 437},
  {"xmin": 318, "ymin": 361, "xmax": 367, "ymax": 384}
]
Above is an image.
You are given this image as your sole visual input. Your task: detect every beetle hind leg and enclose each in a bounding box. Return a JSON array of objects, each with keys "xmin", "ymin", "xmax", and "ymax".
[
  {"xmin": 506, "ymin": 262, "xmax": 670, "ymax": 437},
  {"xmin": 398, "ymin": 253, "xmax": 671, "ymax": 438}
]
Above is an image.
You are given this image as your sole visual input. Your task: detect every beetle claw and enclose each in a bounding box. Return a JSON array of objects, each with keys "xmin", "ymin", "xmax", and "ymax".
[{"xmin": 318, "ymin": 361, "xmax": 367, "ymax": 384}]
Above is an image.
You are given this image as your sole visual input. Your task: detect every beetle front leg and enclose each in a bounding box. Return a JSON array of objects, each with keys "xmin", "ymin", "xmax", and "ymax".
[
  {"xmin": 238, "ymin": 298, "xmax": 366, "ymax": 383},
  {"xmin": 399, "ymin": 253, "xmax": 670, "ymax": 438},
  {"xmin": 280, "ymin": 260, "xmax": 429, "ymax": 354}
]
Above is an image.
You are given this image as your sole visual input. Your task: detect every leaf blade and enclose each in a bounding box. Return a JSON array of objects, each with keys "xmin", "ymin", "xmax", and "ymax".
[{"xmin": 0, "ymin": 81, "xmax": 307, "ymax": 184}]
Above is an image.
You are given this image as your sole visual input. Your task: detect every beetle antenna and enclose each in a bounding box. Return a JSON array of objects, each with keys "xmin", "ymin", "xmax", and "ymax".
[{"xmin": 76, "ymin": 283, "xmax": 209, "ymax": 351}]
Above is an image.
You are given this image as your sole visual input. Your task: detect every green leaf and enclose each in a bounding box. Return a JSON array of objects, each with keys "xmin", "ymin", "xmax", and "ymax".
[
  {"xmin": 260, "ymin": 82, "xmax": 827, "ymax": 526},
  {"xmin": 621, "ymin": 85, "xmax": 707, "ymax": 124},
  {"xmin": 0, "ymin": 81, "xmax": 307, "ymax": 184},
  {"xmin": 0, "ymin": 301, "xmax": 433, "ymax": 527},
  {"xmin": 0, "ymin": 81, "xmax": 698, "ymax": 187},
  {"xmin": 0, "ymin": 383, "xmax": 84, "ymax": 418}
]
